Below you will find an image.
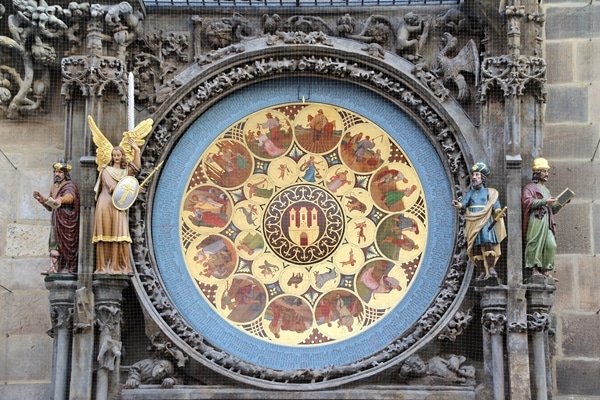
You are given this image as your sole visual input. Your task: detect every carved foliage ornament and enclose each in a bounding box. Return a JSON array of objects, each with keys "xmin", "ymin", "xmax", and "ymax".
[{"xmin": 1, "ymin": 1, "xmax": 143, "ymax": 117}]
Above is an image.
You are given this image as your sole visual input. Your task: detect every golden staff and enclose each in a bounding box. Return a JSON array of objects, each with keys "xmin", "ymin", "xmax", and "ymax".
[{"xmin": 139, "ymin": 161, "xmax": 164, "ymax": 187}]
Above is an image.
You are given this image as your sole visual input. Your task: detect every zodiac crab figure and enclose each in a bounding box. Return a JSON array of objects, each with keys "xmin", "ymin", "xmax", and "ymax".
[{"xmin": 89, "ymin": 115, "xmax": 154, "ymax": 274}]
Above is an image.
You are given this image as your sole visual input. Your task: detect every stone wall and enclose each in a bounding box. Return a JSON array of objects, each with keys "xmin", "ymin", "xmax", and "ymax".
[
  {"xmin": 0, "ymin": 88, "xmax": 66, "ymax": 398},
  {"xmin": 544, "ymin": 0, "xmax": 600, "ymax": 397}
]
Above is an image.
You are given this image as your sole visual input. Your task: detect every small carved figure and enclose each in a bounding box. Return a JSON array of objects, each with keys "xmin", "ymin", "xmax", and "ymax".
[
  {"xmin": 262, "ymin": 14, "xmax": 280, "ymax": 35},
  {"xmin": 396, "ymin": 12, "xmax": 430, "ymax": 60},
  {"xmin": 347, "ymin": 15, "xmax": 391, "ymax": 46},
  {"xmin": 206, "ymin": 13, "xmax": 254, "ymax": 50},
  {"xmin": 432, "ymin": 32, "xmax": 479, "ymax": 101},
  {"xmin": 125, "ymin": 358, "xmax": 175, "ymax": 389},
  {"xmin": 89, "ymin": 116, "xmax": 153, "ymax": 274},
  {"xmin": 34, "ymin": 160, "xmax": 80, "ymax": 274},
  {"xmin": 435, "ymin": 8, "xmax": 468, "ymax": 33},
  {"xmin": 336, "ymin": 13, "xmax": 355, "ymax": 37},
  {"xmin": 399, "ymin": 354, "xmax": 476, "ymax": 385},
  {"xmin": 452, "ymin": 161, "xmax": 506, "ymax": 280},
  {"xmin": 522, "ymin": 157, "xmax": 568, "ymax": 281}
]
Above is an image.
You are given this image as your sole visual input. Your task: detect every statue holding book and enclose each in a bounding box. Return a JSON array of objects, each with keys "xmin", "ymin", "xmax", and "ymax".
[
  {"xmin": 34, "ymin": 160, "xmax": 80, "ymax": 274},
  {"xmin": 89, "ymin": 116, "xmax": 153, "ymax": 274},
  {"xmin": 521, "ymin": 157, "xmax": 573, "ymax": 281}
]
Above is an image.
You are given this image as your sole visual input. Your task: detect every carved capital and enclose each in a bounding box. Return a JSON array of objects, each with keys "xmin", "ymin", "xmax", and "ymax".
[
  {"xmin": 527, "ymin": 312, "xmax": 550, "ymax": 333},
  {"xmin": 482, "ymin": 312, "xmax": 506, "ymax": 335},
  {"xmin": 48, "ymin": 304, "xmax": 74, "ymax": 337},
  {"xmin": 45, "ymin": 277, "xmax": 78, "ymax": 337}
]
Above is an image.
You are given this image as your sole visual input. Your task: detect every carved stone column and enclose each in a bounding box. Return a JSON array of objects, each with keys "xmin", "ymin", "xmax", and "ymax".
[
  {"xmin": 504, "ymin": 158, "xmax": 533, "ymax": 399},
  {"xmin": 45, "ymin": 275, "xmax": 78, "ymax": 400},
  {"xmin": 479, "ymin": 286, "xmax": 507, "ymax": 400},
  {"xmin": 527, "ymin": 283, "xmax": 556, "ymax": 400},
  {"xmin": 62, "ymin": 47, "xmax": 128, "ymax": 400},
  {"xmin": 93, "ymin": 275, "xmax": 130, "ymax": 400}
]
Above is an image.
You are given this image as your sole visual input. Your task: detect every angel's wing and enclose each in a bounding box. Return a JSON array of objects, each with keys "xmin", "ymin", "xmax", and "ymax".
[
  {"xmin": 119, "ymin": 119, "xmax": 154, "ymax": 163},
  {"xmin": 88, "ymin": 115, "xmax": 114, "ymax": 171}
]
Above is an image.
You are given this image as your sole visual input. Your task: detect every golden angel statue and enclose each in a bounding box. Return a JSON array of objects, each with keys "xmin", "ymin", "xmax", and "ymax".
[{"xmin": 89, "ymin": 115, "xmax": 153, "ymax": 274}]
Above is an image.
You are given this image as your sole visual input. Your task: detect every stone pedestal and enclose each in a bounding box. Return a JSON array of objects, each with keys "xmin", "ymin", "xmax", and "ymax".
[
  {"xmin": 45, "ymin": 275, "xmax": 78, "ymax": 400},
  {"xmin": 93, "ymin": 275, "xmax": 130, "ymax": 400}
]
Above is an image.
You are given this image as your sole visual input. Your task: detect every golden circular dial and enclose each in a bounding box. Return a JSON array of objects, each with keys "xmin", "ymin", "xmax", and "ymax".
[{"xmin": 180, "ymin": 103, "xmax": 427, "ymax": 345}]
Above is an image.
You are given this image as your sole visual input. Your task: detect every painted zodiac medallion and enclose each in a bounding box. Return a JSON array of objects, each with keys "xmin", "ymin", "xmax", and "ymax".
[{"xmin": 179, "ymin": 102, "xmax": 428, "ymax": 346}]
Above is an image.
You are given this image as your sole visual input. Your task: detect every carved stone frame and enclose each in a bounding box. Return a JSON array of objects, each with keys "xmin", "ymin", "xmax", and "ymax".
[{"xmin": 130, "ymin": 36, "xmax": 481, "ymax": 389}]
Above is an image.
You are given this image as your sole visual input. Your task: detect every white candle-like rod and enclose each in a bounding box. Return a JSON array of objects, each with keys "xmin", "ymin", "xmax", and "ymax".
[{"xmin": 128, "ymin": 72, "xmax": 134, "ymax": 131}]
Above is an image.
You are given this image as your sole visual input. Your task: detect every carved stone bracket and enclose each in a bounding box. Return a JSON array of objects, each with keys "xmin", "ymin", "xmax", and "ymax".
[
  {"xmin": 96, "ymin": 304, "xmax": 123, "ymax": 371},
  {"xmin": 93, "ymin": 277, "xmax": 129, "ymax": 370},
  {"xmin": 480, "ymin": 55, "xmax": 546, "ymax": 102}
]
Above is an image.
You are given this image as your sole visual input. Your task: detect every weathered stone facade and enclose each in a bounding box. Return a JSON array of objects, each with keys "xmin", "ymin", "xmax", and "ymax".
[{"xmin": 0, "ymin": 0, "xmax": 599, "ymax": 399}]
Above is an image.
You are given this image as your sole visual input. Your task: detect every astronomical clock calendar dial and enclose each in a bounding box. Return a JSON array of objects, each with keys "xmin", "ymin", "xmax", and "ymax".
[{"xmin": 178, "ymin": 103, "xmax": 427, "ymax": 346}]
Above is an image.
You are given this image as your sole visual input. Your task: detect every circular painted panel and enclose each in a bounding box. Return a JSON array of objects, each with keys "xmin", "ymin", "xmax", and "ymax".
[
  {"xmin": 179, "ymin": 103, "xmax": 426, "ymax": 347},
  {"xmin": 153, "ymin": 79, "xmax": 455, "ymax": 372}
]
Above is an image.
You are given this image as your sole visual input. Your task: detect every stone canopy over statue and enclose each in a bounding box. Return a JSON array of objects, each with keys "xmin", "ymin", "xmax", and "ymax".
[{"xmin": 89, "ymin": 115, "xmax": 153, "ymax": 274}]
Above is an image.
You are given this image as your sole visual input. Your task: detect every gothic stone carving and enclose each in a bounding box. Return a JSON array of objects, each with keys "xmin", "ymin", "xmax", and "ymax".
[
  {"xmin": 178, "ymin": 8, "xmax": 485, "ymax": 109},
  {"xmin": 527, "ymin": 312, "xmax": 550, "ymax": 333},
  {"xmin": 47, "ymin": 303, "xmax": 74, "ymax": 338},
  {"xmin": 124, "ymin": 332, "xmax": 186, "ymax": 389},
  {"xmin": 482, "ymin": 312, "xmax": 507, "ymax": 335},
  {"xmin": 130, "ymin": 30, "xmax": 190, "ymax": 111},
  {"xmin": 438, "ymin": 309, "xmax": 473, "ymax": 341},
  {"xmin": 61, "ymin": 55, "xmax": 127, "ymax": 101},
  {"xmin": 398, "ymin": 354, "xmax": 476, "ymax": 386},
  {"xmin": 96, "ymin": 304, "xmax": 122, "ymax": 371},
  {"xmin": 1, "ymin": 1, "xmax": 146, "ymax": 117},
  {"xmin": 0, "ymin": 0, "xmax": 70, "ymax": 118},
  {"xmin": 480, "ymin": 55, "xmax": 546, "ymax": 102}
]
